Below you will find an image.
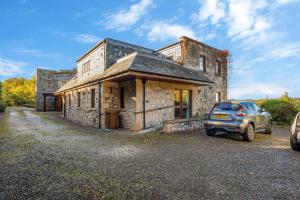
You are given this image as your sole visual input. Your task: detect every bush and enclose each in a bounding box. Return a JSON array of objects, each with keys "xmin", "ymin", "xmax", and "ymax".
[
  {"xmin": 260, "ymin": 99, "xmax": 299, "ymax": 126},
  {"xmin": 0, "ymin": 101, "xmax": 6, "ymax": 113}
]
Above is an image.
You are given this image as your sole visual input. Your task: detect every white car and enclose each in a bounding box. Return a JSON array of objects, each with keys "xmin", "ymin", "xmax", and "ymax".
[{"xmin": 290, "ymin": 113, "xmax": 300, "ymax": 151}]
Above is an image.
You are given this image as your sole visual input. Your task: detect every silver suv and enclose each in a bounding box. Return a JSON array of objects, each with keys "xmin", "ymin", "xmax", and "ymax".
[
  {"xmin": 204, "ymin": 101, "xmax": 272, "ymax": 141},
  {"xmin": 290, "ymin": 113, "xmax": 300, "ymax": 151}
]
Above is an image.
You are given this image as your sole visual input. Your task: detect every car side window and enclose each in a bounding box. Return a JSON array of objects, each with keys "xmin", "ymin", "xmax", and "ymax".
[
  {"xmin": 245, "ymin": 103, "xmax": 255, "ymax": 112},
  {"xmin": 252, "ymin": 103, "xmax": 262, "ymax": 113}
]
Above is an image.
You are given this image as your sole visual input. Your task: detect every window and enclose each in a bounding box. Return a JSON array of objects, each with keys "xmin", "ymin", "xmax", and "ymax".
[
  {"xmin": 68, "ymin": 94, "xmax": 71, "ymax": 107},
  {"xmin": 120, "ymin": 87, "xmax": 125, "ymax": 109},
  {"xmin": 174, "ymin": 89, "xmax": 192, "ymax": 119},
  {"xmin": 91, "ymin": 89, "xmax": 95, "ymax": 108},
  {"xmin": 77, "ymin": 92, "xmax": 81, "ymax": 107},
  {"xmin": 252, "ymin": 103, "xmax": 262, "ymax": 113},
  {"xmin": 215, "ymin": 61, "xmax": 221, "ymax": 75},
  {"xmin": 167, "ymin": 54, "xmax": 175, "ymax": 60},
  {"xmin": 82, "ymin": 61, "xmax": 90, "ymax": 74},
  {"xmin": 213, "ymin": 102, "xmax": 242, "ymax": 111},
  {"xmin": 198, "ymin": 56, "xmax": 206, "ymax": 72},
  {"xmin": 216, "ymin": 92, "xmax": 221, "ymax": 103}
]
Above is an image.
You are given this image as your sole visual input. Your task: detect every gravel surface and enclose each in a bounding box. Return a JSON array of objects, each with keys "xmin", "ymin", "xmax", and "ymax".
[{"xmin": 0, "ymin": 107, "xmax": 299, "ymax": 200}]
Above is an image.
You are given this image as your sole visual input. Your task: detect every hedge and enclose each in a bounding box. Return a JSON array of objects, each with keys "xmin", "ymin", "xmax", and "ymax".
[
  {"xmin": 260, "ymin": 99, "xmax": 299, "ymax": 126},
  {"xmin": 0, "ymin": 101, "xmax": 6, "ymax": 113}
]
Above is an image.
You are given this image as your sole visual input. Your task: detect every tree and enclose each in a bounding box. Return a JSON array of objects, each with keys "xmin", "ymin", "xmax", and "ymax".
[
  {"xmin": 0, "ymin": 81, "xmax": 2, "ymax": 100},
  {"xmin": 2, "ymin": 77, "xmax": 36, "ymax": 107}
]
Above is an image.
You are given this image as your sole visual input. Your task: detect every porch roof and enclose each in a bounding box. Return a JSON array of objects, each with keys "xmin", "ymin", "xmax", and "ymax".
[{"xmin": 56, "ymin": 52, "xmax": 214, "ymax": 93}]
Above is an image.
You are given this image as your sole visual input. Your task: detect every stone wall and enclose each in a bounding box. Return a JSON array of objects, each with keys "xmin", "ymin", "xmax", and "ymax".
[
  {"xmin": 100, "ymin": 81, "xmax": 120, "ymax": 129},
  {"xmin": 180, "ymin": 37, "xmax": 228, "ymax": 114},
  {"xmin": 65, "ymin": 84, "xmax": 100, "ymax": 128},
  {"xmin": 163, "ymin": 117, "xmax": 204, "ymax": 133},
  {"xmin": 143, "ymin": 80, "xmax": 202, "ymax": 129},
  {"xmin": 36, "ymin": 68, "xmax": 75, "ymax": 111},
  {"xmin": 119, "ymin": 80, "xmax": 136, "ymax": 129}
]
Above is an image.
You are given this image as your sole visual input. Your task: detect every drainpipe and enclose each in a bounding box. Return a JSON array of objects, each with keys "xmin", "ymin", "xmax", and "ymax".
[
  {"xmin": 142, "ymin": 79, "xmax": 147, "ymax": 129},
  {"xmin": 98, "ymin": 82, "xmax": 102, "ymax": 129}
]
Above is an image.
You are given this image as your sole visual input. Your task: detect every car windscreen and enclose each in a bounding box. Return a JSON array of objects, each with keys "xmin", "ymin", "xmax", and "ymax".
[{"xmin": 213, "ymin": 102, "xmax": 242, "ymax": 111}]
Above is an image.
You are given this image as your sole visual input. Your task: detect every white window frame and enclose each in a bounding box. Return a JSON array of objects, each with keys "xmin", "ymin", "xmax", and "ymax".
[
  {"xmin": 198, "ymin": 56, "xmax": 206, "ymax": 72},
  {"xmin": 216, "ymin": 92, "xmax": 221, "ymax": 103},
  {"xmin": 82, "ymin": 60, "xmax": 91, "ymax": 74}
]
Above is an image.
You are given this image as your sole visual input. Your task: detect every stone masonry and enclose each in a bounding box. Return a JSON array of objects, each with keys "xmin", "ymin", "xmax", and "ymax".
[
  {"xmin": 36, "ymin": 68, "xmax": 75, "ymax": 111},
  {"xmin": 53, "ymin": 36, "xmax": 228, "ymax": 131}
]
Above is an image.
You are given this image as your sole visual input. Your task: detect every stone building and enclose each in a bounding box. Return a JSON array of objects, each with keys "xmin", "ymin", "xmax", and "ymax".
[
  {"xmin": 36, "ymin": 68, "xmax": 76, "ymax": 111},
  {"xmin": 52, "ymin": 36, "xmax": 228, "ymax": 130}
]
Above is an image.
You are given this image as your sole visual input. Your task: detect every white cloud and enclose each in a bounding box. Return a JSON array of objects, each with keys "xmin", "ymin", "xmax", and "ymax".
[
  {"xmin": 270, "ymin": 44, "xmax": 300, "ymax": 59},
  {"xmin": 140, "ymin": 21, "xmax": 197, "ymax": 42},
  {"xmin": 104, "ymin": 0, "xmax": 153, "ymax": 31},
  {"xmin": 15, "ymin": 49, "xmax": 61, "ymax": 57},
  {"xmin": 276, "ymin": 0, "xmax": 299, "ymax": 5},
  {"xmin": 0, "ymin": 57, "xmax": 27, "ymax": 76},
  {"xmin": 191, "ymin": 0, "xmax": 226, "ymax": 25},
  {"xmin": 227, "ymin": 0, "xmax": 270, "ymax": 40},
  {"xmin": 229, "ymin": 82, "xmax": 287, "ymax": 99},
  {"xmin": 75, "ymin": 34, "xmax": 100, "ymax": 44},
  {"xmin": 191, "ymin": 0, "xmax": 272, "ymax": 43}
]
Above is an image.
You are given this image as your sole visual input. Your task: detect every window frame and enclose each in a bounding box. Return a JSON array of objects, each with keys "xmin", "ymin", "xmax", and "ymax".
[
  {"xmin": 215, "ymin": 61, "xmax": 222, "ymax": 76},
  {"xmin": 77, "ymin": 92, "xmax": 81, "ymax": 108},
  {"xmin": 216, "ymin": 92, "xmax": 221, "ymax": 103},
  {"xmin": 120, "ymin": 87, "xmax": 125, "ymax": 109},
  {"xmin": 91, "ymin": 88, "xmax": 96, "ymax": 108},
  {"xmin": 198, "ymin": 55, "xmax": 207, "ymax": 72},
  {"xmin": 82, "ymin": 60, "xmax": 91, "ymax": 74},
  {"xmin": 68, "ymin": 94, "xmax": 71, "ymax": 108},
  {"xmin": 174, "ymin": 89, "xmax": 192, "ymax": 119}
]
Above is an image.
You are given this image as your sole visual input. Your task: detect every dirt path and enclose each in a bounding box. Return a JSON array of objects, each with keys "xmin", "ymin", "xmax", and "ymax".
[{"xmin": 0, "ymin": 107, "xmax": 300, "ymax": 199}]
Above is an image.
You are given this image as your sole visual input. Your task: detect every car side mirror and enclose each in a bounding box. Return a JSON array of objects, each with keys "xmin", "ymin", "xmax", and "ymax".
[{"xmin": 261, "ymin": 108, "xmax": 266, "ymax": 112}]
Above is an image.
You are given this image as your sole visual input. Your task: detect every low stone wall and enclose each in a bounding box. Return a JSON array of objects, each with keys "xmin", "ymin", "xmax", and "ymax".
[{"xmin": 163, "ymin": 117, "xmax": 204, "ymax": 133}]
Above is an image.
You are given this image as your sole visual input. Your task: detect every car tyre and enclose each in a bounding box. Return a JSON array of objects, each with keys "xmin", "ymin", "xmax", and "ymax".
[
  {"xmin": 242, "ymin": 124, "xmax": 254, "ymax": 142},
  {"xmin": 290, "ymin": 135, "xmax": 300, "ymax": 152},
  {"xmin": 265, "ymin": 120, "xmax": 272, "ymax": 134},
  {"xmin": 206, "ymin": 129, "xmax": 215, "ymax": 137}
]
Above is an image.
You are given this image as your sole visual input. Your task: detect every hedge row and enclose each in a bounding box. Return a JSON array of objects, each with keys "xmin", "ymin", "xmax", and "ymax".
[
  {"xmin": 0, "ymin": 101, "xmax": 6, "ymax": 113},
  {"xmin": 258, "ymin": 99, "xmax": 300, "ymax": 126}
]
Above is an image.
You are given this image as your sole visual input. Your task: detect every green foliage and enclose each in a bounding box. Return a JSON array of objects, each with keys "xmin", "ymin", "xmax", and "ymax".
[
  {"xmin": 1, "ymin": 77, "xmax": 36, "ymax": 107},
  {"xmin": 0, "ymin": 101, "xmax": 6, "ymax": 112},
  {"xmin": 257, "ymin": 92, "xmax": 300, "ymax": 126},
  {"xmin": 0, "ymin": 81, "xmax": 2, "ymax": 100}
]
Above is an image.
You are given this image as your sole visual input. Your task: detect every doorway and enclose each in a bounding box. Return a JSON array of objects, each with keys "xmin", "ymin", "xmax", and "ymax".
[{"xmin": 174, "ymin": 89, "xmax": 192, "ymax": 119}]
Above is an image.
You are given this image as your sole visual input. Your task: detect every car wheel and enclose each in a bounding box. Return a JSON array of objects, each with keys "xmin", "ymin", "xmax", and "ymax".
[
  {"xmin": 265, "ymin": 120, "xmax": 272, "ymax": 134},
  {"xmin": 206, "ymin": 129, "xmax": 215, "ymax": 137},
  {"xmin": 242, "ymin": 125, "xmax": 254, "ymax": 142},
  {"xmin": 290, "ymin": 135, "xmax": 300, "ymax": 152}
]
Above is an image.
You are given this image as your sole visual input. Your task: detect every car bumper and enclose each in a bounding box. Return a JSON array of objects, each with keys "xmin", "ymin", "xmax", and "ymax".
[{"xmin": 204, "ymin": 120, "xmax": 246, "ymax": 134}]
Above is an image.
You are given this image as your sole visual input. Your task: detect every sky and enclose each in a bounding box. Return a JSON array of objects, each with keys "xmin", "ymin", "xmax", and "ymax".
[{"xmin": 0, "ymin": 0, "xmax": 299, "ymax": 99}]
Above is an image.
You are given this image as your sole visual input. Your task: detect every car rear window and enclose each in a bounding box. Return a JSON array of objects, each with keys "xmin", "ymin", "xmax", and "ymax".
[{"xmin": 213, "ymin": 102, "xmax": 242, "ymax": 111}]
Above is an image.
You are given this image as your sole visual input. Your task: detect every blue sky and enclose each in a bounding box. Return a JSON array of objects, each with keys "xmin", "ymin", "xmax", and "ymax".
[{"xmin": 0, "ymin": 0, "xmax": 299, "ymax": 99}]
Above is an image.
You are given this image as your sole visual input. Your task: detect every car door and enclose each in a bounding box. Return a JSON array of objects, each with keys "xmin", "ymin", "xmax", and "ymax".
[{"xmin": 252, "ymin": 103, "xmax": 266, "ymax": 130}]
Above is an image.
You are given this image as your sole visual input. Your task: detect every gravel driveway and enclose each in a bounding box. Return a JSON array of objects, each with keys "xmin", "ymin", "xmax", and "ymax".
[{"xmin": 0, "ymin": 107, "xmax": 300, "ymax": 199}]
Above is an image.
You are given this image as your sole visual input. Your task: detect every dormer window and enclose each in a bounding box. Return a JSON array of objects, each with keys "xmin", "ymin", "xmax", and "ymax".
[
  {"xmin": 166, "ymin": 54, "xmax": 175, "ymax": 60},
  {"xmin": 82, "ymin": 60, "xmax": 90, "ymax": 74},
  {"xmin": 198, "ymin": 56, "xmax": 206, "ymax": 72},
  {"xmin": 215, "ymin": 61, "xmax": 221, "ymax": 76}
]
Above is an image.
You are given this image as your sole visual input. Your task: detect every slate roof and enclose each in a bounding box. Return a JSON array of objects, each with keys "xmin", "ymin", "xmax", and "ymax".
[{"xmin": 56, "ymin": 52, "xmax": 213, "ymax": 93}]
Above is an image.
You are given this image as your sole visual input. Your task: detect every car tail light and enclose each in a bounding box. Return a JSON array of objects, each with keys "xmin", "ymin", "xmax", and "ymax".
[{"xmin": 236, "ymin": 112, "xmax": 246, "ymax": 117}]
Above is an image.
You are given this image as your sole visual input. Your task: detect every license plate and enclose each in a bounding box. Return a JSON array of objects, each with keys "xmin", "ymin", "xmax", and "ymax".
[{"xmin": 214, "ymin": 114, "xmax": 229, "ymax": 119}]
